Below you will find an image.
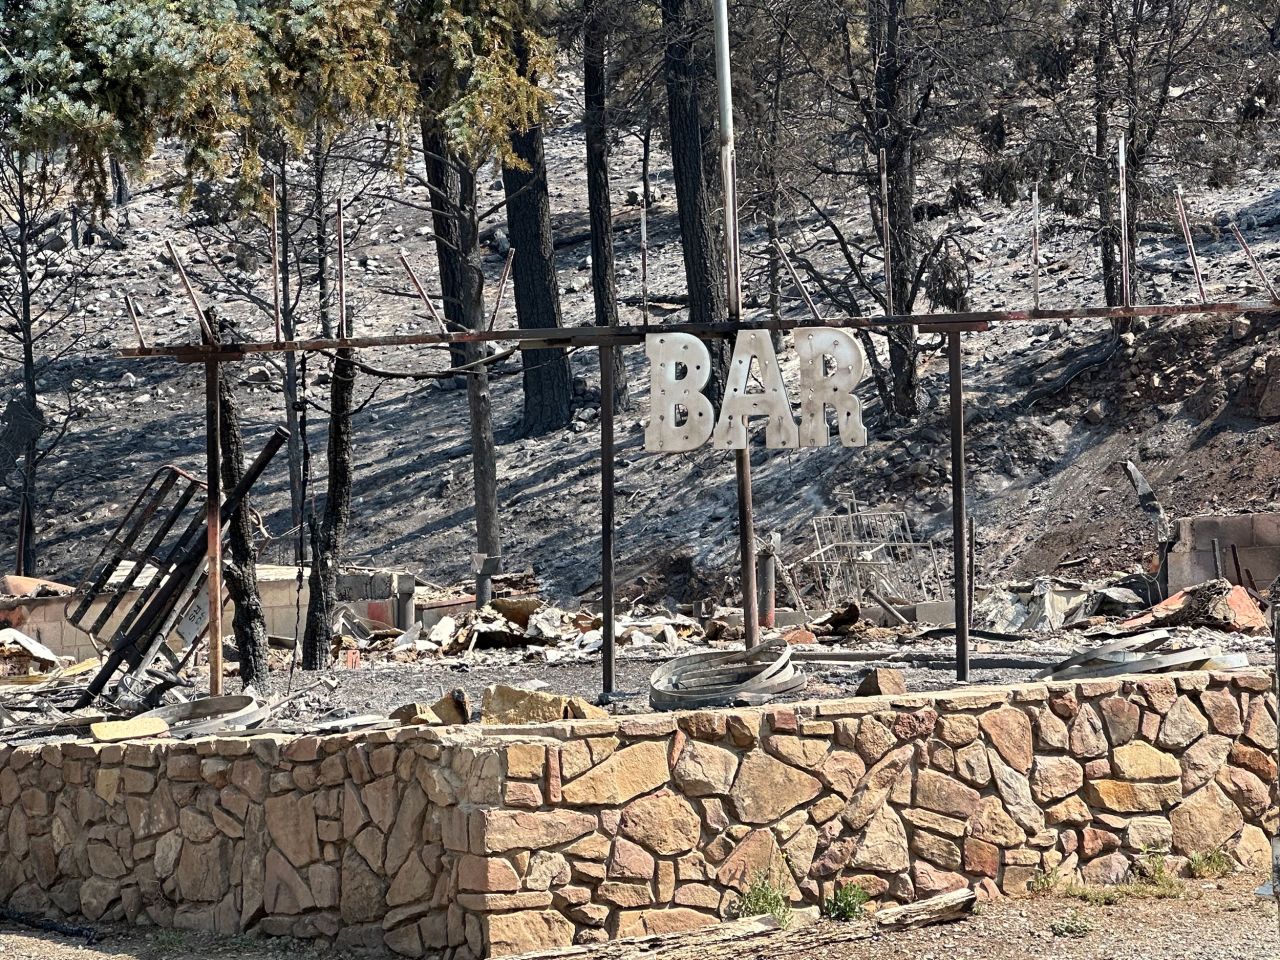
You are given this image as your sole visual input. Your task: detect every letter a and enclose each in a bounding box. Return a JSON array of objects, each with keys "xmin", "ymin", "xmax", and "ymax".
[
  {"xmin": 644, "ymin": 333, "xmax": 715, "ymax": 452},
  {"xmin": 712, "ymin": 330, "xmax": 799, "ymax": 450},
  {"xmin": 795, "ymin": 328, "xmax": 868, "ymax": 447}
]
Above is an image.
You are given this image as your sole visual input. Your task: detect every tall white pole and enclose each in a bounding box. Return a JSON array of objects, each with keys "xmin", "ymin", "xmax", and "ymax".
[{"xmin": 711, "ymin": 0, "xmax": 757, "ymax": 647}]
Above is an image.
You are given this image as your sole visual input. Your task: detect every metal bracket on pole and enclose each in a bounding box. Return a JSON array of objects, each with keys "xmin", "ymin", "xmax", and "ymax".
[{"xmin": 472, "ymin": 553, "xmax": 501, "ymax": 609}]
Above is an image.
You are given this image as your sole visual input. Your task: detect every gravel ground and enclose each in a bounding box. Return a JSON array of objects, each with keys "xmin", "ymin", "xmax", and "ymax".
[
  {"xmin": 2, "ymin": 875, "xmax": 1274, "ymax": 960},
  {"xmin": 256, "ymin": 649, "xmax": 1072, "ymax": 724}
]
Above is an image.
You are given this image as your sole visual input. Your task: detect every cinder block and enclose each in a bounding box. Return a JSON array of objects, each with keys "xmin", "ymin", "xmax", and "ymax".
[
  {"xmin": 1251, "ymin": 513, "xmax": 1280, "ymax": 546},
  {"xmin": 1190, "ymin": 514, "xmax": 1256, "ymax": 551}
]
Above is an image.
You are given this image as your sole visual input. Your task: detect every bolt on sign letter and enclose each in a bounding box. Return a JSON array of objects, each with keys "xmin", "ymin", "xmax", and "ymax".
[{"xmin": 644, "ymin": 328, "xmax": 868, "ymax": 452}]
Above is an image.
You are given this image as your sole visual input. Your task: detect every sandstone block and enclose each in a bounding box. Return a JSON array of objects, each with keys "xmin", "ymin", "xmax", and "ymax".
[
  {"xmin": 818, "ymin": 750, "xmax": 866, "ymax": 799},
  {"xmin": 1199, "ymin": 689, "xmax": 1242, "ymax": 736},
  {"xmin": 936, "ymin": 714, "xmax": 979, "ymax": 747},
  {"xmin": 614, "ymin": 908, "xmax": 716, "ymax": 938},
  {"xmin": 988, "ymin": 752, "xmax": 1045, "ymax": 833},
  {"xmin": 716, "ymin": 829, "xmax": 795, "ymax": 894},
  {"xmin": 1215, "ymin": 765, "xmax": 1269, "ymax": 820},
  {"xmin": 484, "ymin": 910, "xmax": 574, "ymax": 957},
  {"xmin": 963, "ymin": 837, "xmax": 999, "ymax": 878},
  {"xmin": 765, "ymin": 735, "xmax": 830, "ymax": 770},
  {"xmin": 1099, "ymin": 698, "xmax": 1140, "ymax": 746},
  {"xmin": 483, "ymin": 810, "xmax": 596, "ymax": 853},
  {"xmin": 1029, "ymin": 756, "xmax": 1083, "ymax": 804},
  {"xmin": 912, "ymin": 861, "xmax": 967, "ymax": 898},
  {"xmin": 1112, "ymin": 741, "xmax": 1180, "ymax": 781},
  {"xmin": 1083, "ymin": 779, "xmax": 1181, "ymax": 813},
  {"xmin": 620, "ymin": 791, "xmax": 702, "ymax": 855},
  {"xmin": 1080, "ymin": 851, "xmax": 1129, "ymax": 886},
  {"xmin": 980, "ymin": 707, "xmax": 1033, "ymax": 774},
  {"xmin": 910, "ymin": 831, "xmax": 961, "ymax": 871},
  {"xmin": 1228, "ymin": 743, "xmax": 1277, "ymax": 782},
  {"xmin": 967, "ymin": 795, "xmax": 1023, "ymax": 848},
  {"xmin": 954, "ymin": 741, "xmax": 991, "ymax": 787},
  {"xmin": 915, "ymin": 770, "xmax": 980, "ymax": 819},
  {"xmin": 1180, "ymin": 735, "xmax": 1232, "ymax": 792},
  {"xmin": 851, "ymin": 805, "xmax": 909, "ymax": 874},
  {"xmin": 561, "ymin": 741, "xmax": 669, "ymax": 807},
  {"xmin": 1171, "ymin": 783, "xmax": 1243, "ymax": 856},
  {"xmin": 1157, "ymin": 697, "xmax": 1209, "ymax": 750},
  {"xmin": 672, "ymin": 741, "xmax": 738, "ymax": 797},
  {"xmin": 1243, "ymin": 697, "xmax": 1277, "ymax": 751},
  {"xmin": 1125, "ymin": 817, "xmax": 1172, "ymax": 852},
  {"xmin": 901, "ymin": 808, "xmax": 966, "ymax": 838},
  {"xmin": 1069, "ymin": 705, "xmax": 1108, "ymax": 758},
  {"xmin": 729, "ymin": 751, "xmax": 821, "ymax": 824}
]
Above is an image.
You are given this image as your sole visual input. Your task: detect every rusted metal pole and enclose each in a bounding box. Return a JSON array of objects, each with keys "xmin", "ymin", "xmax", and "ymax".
[
  {"xmin": 399, "ymin": 253, "xmax": 448, "ymax": 333},
  {"xmin": 166, "ymin": 240, "xmax": 214, "ymax": 342},
  {"xmin": 118, "ymin": 300, "xmax": 1280, "ymax": 361},
  {"xmin": 599, "ymin": 346, "xmax": 616, "ymax": 696},
  {"xmin": 1230, "ymin": 222, "xmax": 1279, "ymax": 303},
  {"xmin": 712, "ymin": 0, "xmax": 759, "ymax": 649},
  {"xmin": 776, "ymin": 241, "xmax": 825, "ymax": 324},
  {"xmin": 204, "ymin": 361, "xmax": 223, "ymax": 696},
  {"xmin": 948, "ymin": 332, "xmax": 969, "ymax": 682},
  {"xmin": 487, "ymin": 248, "xmax": 515, "ymax": 331},
  {"xmin": 1118, "ymin": 136, "xmax": 1131, "ymax": 307},
  {"xmin": 1031, "ymin": 184, "xmax": 1041, "ymax": 310},
  {"xmin": 759, "ymin": 536, "xmax": 777, "ymax": 629},
  {"xmin": 1174, "ymin": 186, "xmax": 1206, "ymax": 304},
  {"xmin": 124, "ymin": 295, "xmax": 147, "ymax": 349}
]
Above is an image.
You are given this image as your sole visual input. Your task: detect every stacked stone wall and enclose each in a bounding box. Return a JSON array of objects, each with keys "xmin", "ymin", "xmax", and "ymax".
[{"xmin": 1, "ymin": 671, "xmax": 1276, "ymax": 958}]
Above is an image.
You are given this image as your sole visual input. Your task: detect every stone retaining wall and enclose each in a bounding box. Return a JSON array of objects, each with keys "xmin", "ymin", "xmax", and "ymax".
[{"xmin": 2, "ymin": 671, "xmax": 1276, "ymax": 958}]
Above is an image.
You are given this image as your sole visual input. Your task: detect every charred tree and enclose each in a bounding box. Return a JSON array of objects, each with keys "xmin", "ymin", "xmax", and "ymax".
[
  {"xmin": 301, "ymin": 341, "xmax": 356, "ymax": 670},
  {"xmin": 422, "ymin": 122, "xmax": 468, "ymax": 370},
  {"xmin": 583, "ymin": 0, "xmax": 629, "ymax": 408},
  {"xmin": 213, "ymin": 317, "xmax": 270, "ymax": 688},
  {"xmin": 661, "ymin": 0, "xmax": 729, "ymax": 403},
  {"xmin": 502, "ymin": 33, "xmax": 574, "ymax": 436}
]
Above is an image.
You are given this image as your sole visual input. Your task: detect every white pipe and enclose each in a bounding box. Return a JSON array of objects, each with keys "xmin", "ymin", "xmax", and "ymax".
[{"xmin": 711, "ymin": 0, "xmax": 742, "ymax": 320}]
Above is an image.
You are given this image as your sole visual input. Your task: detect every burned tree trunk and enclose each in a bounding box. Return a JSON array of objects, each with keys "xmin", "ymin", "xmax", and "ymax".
[
  {"xmin": 301, "ymin": 348, "xmax": 356, "ymax": 670},
  {"xmin": 661, "ymin": 0, "xmax": 729, "ymax": 404},
  {"xmin": 584, "ymin": 0, "xmax": 629, "ymax": 408},
  {"xmin": 502, "ymin": 35, "xmax": 574, "ymax": 437},
  {"xmin": 214, "ymin": 328, "xmax": 270, "ymax": 689},
  {"xmin": 422, "ymin": 122, "xmax": 468, "ymax": 371}
]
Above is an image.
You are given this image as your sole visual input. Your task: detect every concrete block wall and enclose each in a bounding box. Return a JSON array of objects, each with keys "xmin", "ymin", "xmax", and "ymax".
[
  {"xmin": 1, "ymin": 671, "xmax": 1276, "ymax": 958},
  {"xmin": 1168, "ymin": 512, "xmax": 1280, "ymax": 592}
]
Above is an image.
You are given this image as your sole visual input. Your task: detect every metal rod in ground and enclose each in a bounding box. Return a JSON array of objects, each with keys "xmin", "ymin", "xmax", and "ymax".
[
  {"xmin": 337, "ymin": 198, "xmax": 348, "ymax": 337},
  {"xmin": 1175, "ymin": 186, "xmax": 1206, "ymax": 304},
  {"xmin": 736, "ymin": 449, "xmax": 759, "ymax": 647},
  {"xmin": 711, "ymin": 0, "xmax": 758, "ymax": 649},
  {"xmin": 204, "ymin": 361, "xmax": 223, "ymax": 697},
  {"xmin": 948, "ymin": 332, "xmax": 970, "ymax": 682},
  {"xmin": 599, "ymin": 345, "xmax": 616, "ymax": 696},
  {"xmin": 1118, "ymin": 136, "xmax": 1131, "ymax": 307},
  {"xmin": 1031, "ymin": 184, "xmax": 1041, "ymax": 310},
  {"xmin": 776, "ymin": 241, "xmax": 825, "ymax": 323},
  {"xmin": 1230, "ymin": 221, "xmax": 1280, "ymax": 302},
  {"xmin": 758, "ymin": 535, "xmax": 777, "ymax": 629}
]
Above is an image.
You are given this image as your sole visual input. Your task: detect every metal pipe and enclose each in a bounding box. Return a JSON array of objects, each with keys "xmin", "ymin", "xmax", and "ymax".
[
  {"xmin": 399, "ymin": 253, "xmax": 448, "ymax": 333},
  {"xmin": 204, "ymin": 361, "xmax": 223, "ymax": 696},
  {"xmin": 488, "ymin": 248, "xmax": 515, "ymax": 331},
  {"xmin": 124, "ymin": 295, "xmax": 147, "ymax": 349},
  {"xmin": 1174, "ymin": 186, "xmax": 1206, "ymax": 304},
  {"xmin": 948, "ymin": 332, "xmax": 969, "ymax": 682},
  {"xmin": 758, "ymin": 537, "xmax": 777, "ymax": 629},
  {"xmin": 712, "ymin": 0, "xmax": 758, "ymax": 649},
  {"xmin": 1031, "ymin": 184, "xmax": 1041, "ymax": 310},
  {"xmin": 118, "ymin": 300, "xmax": 1280, "ymax": 360},
  {"xmin": 166, "ymin": 239, "xmax": 214, "ymax": 342},
  {"xmin": 1118, "ymin": 136, "xmax": 1131, "ymax": 307},
  {"xmin": 599, "ymin": 345, "xmax": 616, "ymax": 695},
  {"xmin": 1230, "ymin": 221, "xmax": 1279, "ymax": 303},
  {"xmin": 775, "ymin": 241, "xmax": 825, "ymax": 323}
]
